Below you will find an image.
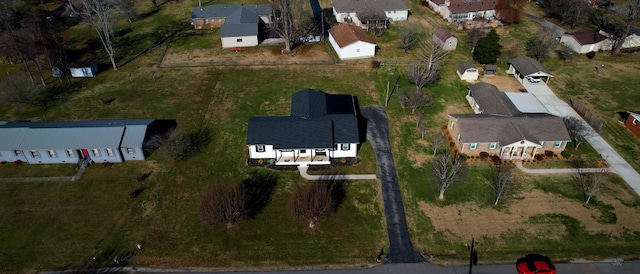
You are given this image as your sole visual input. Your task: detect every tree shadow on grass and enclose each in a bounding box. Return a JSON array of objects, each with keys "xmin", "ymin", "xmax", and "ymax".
[
  {"xmin": 242, "ymin": 169, "xmax": 278, "ymax": 219},
  {"xmin": 325, "ymin": 178, "xmax": 347, "ymax": 212}
]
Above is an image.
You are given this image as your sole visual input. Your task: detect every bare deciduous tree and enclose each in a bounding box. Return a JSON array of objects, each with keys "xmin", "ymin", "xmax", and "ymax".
[
  {"xmin": 431, "ymin": 151, "xmax": 468, "ymax": 200},
  {"xmin": 612, "ymin": 0, "xmax": 640, "ymax": 54},
  {"xmin": 564, "ymin": 116, "xmax": 592, "ymax": 150},
  {"xmin": 418, "ymin": 123, "xmax": 428, "ymax": 140},
  {"xmin": 289, "ymin": 181, "xmax": 343, "ymax": 228},
  {"xmin": 466, "ymin": 27, "xmax": 485, "ymax": 53},
  {"xmin": 525, "ymin": 30, "xmax": 556, "ymax": 61},
  {"xmin": 148, "ymin": 128, "xmax": 212, "ymax": 161},
  {"xmin": 428, "ymin": 130, "xmax": 446, "ymax": 155},
  {"xmin": 72, "ymin": 0, "xmax": 119, "ymax": 70},
  {"xmin": 201, "ymin": 183, "xmax": 246, "ymax": 228},
  {"xmin": 398, "ymin": 25, "xmax": 421, "ymax": 52},
  {"xmin": 399, "ymin": 89, "xmax": 434, "ymax": 114},
  {"xmin": 272, "ymin": 0, "xmax": 313, "ymax": 54},
  {"xmin": 414, "ymin": 111, "xmax": 425, "ymax": 128},
  {"xmin": 486, "ymin": 162, "xmax": 513, "ymax": 205},
  {"xmin": 571, "ymin": 157, "xmax": 607, "ymax": 204},
  {"xmin": 406, "ymin": 38, "xmax": 447, "ymax": 91}
]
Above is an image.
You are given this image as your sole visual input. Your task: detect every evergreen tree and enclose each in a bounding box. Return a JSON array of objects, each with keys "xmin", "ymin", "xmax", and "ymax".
[{"xmin": 473, "ymin": 29, "xmax": 502, "ymax": 64}]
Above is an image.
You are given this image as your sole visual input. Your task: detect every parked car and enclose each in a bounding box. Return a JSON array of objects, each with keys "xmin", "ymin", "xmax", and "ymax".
[
  {"xmin": 526, "ymin": 76, "xmax": 541, "ymax": 83},
  {"xmin": 516, "ymin": 254, "xmax": 556, "ymax": 274},
  {"xmin": 300, "ymin": 35, "xmax": 321, "ymax": 43}
]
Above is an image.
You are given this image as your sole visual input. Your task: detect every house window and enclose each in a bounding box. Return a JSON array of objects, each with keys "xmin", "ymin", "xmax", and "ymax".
[
  {"xmin": 92, "ymin": 149, "xmax": 101, "ymax": 157},
  {"xmin": 356, "ymin": 49, "xmax": 360, "ymax": 52},
  {"xmin": 256, "ymin": 145, "xmax": 265, "ymax": 152},
  {"xmin": 634, "ymin": 118, "xmax": 638, "ymax": 125},
  {"xmin": 489, "ymin": 142, "xmax": 497, "ymax": 149},
  {"xmin": 450, "ymin": 121, "xmax": 455, "ymax": 129},
  {"xmin": 105, "ymin": 148, "xmax": 114, "ymax": 157},
  {"xmin": 469, "ymin": 143, "xmax": 478, "ymax": 150},
  {"xmin": 47, "ymin": 150, "xmax": 57, "ymax": 158},
  {"xmin": 66, "ymin": 149, "xmax": 75, "ymax": 157},
  {"xmin": 14, "ymin": 150, "xmax": 23, "ymax": 157},
  {"xmin": 0, "ymin": 152, "xmax": 2, "ymax": 157},
  {"xmin": 539, "ymin": 141, "xmax": 545, "ymax": 147},
  {"xmin": 236, "ymin": 38, "xmax": 243, "ymax": 42},
  {"xmin": 300, "ymin": 149, "xmax": 306, "ymax": 154},
  {"xmin": 341, "ymin": 144, "xmax": 350, "ymax": 151},
  {"xmin": 553, "ymin": 141, "xmax": 563, "ymax": 148},
  {"xmin": 126, "ymin": 148, "xmax": 135, "ymax": 154},
  {"xmin": 456, "ymin": 134, "xmax": 461, "ymax": 142},
  {"xmin": 30, "ymin": 151, "xmax": 41, "ymax": 158}
]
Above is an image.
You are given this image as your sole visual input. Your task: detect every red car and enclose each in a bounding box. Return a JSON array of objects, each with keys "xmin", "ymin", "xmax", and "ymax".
[{"xmin": 516, "ymin": 254, "xmax": 556, "ymax": 274}]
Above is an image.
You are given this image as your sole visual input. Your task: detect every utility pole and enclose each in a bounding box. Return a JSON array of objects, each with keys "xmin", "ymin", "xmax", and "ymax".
[{"xmin": 468, "ymin": 237, "xmax": 476, "ymax": 274}]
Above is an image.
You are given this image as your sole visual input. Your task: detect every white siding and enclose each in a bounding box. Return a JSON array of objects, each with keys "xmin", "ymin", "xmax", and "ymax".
[
  {"xmin": 248, "ymin": 145, "xmax": 276, "ymax": 159},
  {"xmin": 329, "ymin": 35, "xmax": 376, "ymax": 60},
  {"xmin": 457, "ymin": 69, "xmax": 478, "ymax": 82},
  {"xmin": 560, "ymin": 35, "xmax": 606, "ymax": 54},
  {"xmin": 221, "ymin": 35, "xmax": 258, "ymax": 48},
  {"xmin": 384, "ymin": 10, "xmax": 408, "ymax": 21},
  {"xmin": 329, "ymin": 143, "xmax": 358, "ymax": 158},
  {"xmin": 0, "ymin": 150, "xmax": 27, "ymax": 163},
  {"xmin": 121, "ymin": 147, "xmax": 145, "ymax": 161}
]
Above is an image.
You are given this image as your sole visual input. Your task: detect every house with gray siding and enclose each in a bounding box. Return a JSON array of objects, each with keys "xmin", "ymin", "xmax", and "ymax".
[{"xmin": 0, "ymin": 119, "xmax": 176, "ymax": 165}]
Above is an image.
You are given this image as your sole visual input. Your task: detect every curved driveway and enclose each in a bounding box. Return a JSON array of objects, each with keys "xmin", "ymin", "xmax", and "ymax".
[{"xmin": 360, "ymin": 107, "xmax": 424, "ymax": 263}]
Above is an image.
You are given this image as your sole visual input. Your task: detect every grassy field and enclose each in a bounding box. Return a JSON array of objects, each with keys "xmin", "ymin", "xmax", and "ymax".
[{"xmin": 1, "ymin": 0, "xmax": 640, "ymax": 272}]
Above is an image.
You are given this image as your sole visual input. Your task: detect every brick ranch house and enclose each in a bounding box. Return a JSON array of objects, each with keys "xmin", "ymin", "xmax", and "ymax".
[{"xmin": 448, "ymin": 82, "xmax": 571, "ymax": 160}]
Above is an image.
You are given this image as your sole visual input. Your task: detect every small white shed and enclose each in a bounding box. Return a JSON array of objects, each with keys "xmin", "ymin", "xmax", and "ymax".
[
  {"xmin": 70, "ymin": 62, "xmax": 99, "ymax": 78},
  {"xmin": 328, "ymin": 24, "xmax": 377, "ymax": 60},
  {"xmin": 456, "ymin": 61, "xmax": 478, "ymax": 82}
]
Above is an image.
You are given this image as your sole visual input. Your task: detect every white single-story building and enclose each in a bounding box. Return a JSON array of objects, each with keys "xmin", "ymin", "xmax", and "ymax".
[
  {"xmin": 506, "ymin": 56, "xmax": 553, "ymax": 84},
  {"xmin": 246, "ymin": 89, "xmax": 362, "ymax": 166},
  {"xmin": 0, "ymin": 119, "xmax": 176, "ymax": 165},
  {"xmin": 328, "ymin": 24, "xmax": 377, "ymax": 60},
  {"xmin": 560, "ymin": 29, "xmax": 608, "ymax": 54},
  {"xmin": 433, "ymin": 27, "xmax": 457, "ymax": 51},
  {"xmin": 457, "ymin": 60, "xmax": 478, "ymax": 82},
  {"xmin": 70, "ymin": 62, "xmax": 98, "ymax": 78}
]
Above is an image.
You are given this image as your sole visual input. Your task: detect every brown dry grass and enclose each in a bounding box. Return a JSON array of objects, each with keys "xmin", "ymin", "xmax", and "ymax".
[{"xmin": 480, "ymin": 75, "xmax": 526, "ymax": 92}]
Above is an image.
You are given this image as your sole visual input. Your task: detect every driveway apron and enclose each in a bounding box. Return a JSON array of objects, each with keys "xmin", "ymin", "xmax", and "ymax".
[{"xmin": 360, "ymin": 107, "xmax": 424, "ymax": 263}]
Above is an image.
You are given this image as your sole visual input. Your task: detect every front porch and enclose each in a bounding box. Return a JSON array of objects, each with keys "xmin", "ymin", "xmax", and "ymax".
[
  {"xmin": 275, "ymin": 149, "xmax": 331, "ymax": 166},
  {"xmin": 499, "ymin": 142, "xmax": 541, "ymax": 161}
]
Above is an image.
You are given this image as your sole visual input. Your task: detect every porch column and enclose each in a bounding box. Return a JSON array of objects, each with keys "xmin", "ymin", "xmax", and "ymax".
[
  {"xmin": 521, "ymin": 146, "xmax": 527, "ymax": 160},
  {"xmin": 532, "ymin": 146, "xmax": 538, "ymax": 158},
  {"xmin": 499, "ymin": 147, "xmax": 505, "ymax": 158}
]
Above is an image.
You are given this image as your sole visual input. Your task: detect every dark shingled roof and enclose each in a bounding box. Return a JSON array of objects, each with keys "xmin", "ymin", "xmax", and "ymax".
[
  {"xmin": 457, "ymin": 60, "xmax": 476, "ymax": 75},
  {"xmin": 328, "ymin": 24, "xmax": 376, "ymax": 48},
  {"xmin": 434, "ymin": 27, "xmax": 453, "ymax": 43},
  {"xmin": 332, "ymin": 0, "xmax": 409, "ymax": 14},
  {"xmin": 468, "ymin": 82, "xmax": 520, "ymax": 117},
  {"xmin": 247, "ymin": 89, "xmax": 360, "ymax": 149},
  {"xmin": 509, "ymin": 56, "xmax": 552, "ymax": 77},
  {"xmin": 566, "ymin": 29, "xmax": 608, "ymax": 45},
  {"xmin": 448, "ymin": 0, "xmax": 496, "ymax": 14},
  {"xmin": 450, "ymin": 114, "xmax": 571, "ymax": 145}
]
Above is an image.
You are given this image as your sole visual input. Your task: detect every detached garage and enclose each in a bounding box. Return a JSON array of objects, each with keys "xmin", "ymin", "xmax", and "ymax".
[
  {"xmin": 70, "ymin": 62, "xmax": 99, "ymax": 78},
  {"xmin": 328, "ymin": 24, "xmax": 377, "ymax": 60}
]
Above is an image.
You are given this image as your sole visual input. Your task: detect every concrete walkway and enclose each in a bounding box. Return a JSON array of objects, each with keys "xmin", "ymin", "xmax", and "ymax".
[
  {"xmin": 521, "ymin": 80, "xmax": 640, "ymax": 195},
  {"xmin": 297, "ymin": 164, "xmax": 377, "ymax": 180},
  {"xmin": 0, "ymin": 166, "xmax": 86, "ymax": 183},
  {"xmin": 515, "ymin": 162, "xmax": 611, "ymax": 174}
]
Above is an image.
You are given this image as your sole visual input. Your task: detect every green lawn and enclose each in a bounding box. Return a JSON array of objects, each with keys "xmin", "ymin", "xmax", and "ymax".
[{"xmin": 2, "ymin": 0, "xmax": 640, "ymax": 271}]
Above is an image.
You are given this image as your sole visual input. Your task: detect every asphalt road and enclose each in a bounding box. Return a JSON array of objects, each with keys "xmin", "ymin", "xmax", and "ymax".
[{"xmin": 360, "ymin": 107, "xmax": 425, "ymax": 264}]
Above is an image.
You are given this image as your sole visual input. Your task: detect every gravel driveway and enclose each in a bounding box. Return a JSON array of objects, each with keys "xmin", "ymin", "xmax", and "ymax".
[{"xmin": 360, "ymin": 107, "xmax": 424, "ymax": 263}]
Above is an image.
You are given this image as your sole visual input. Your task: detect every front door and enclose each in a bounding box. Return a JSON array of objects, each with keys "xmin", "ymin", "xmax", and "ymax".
[{"xmin": 81, "ymin": 149, "xmax": 89, "ymax": 158}]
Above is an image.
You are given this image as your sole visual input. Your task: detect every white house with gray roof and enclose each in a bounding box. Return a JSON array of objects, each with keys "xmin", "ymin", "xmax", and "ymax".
[
  {"xmin": 0, "ymin": 119, "xmax": 176, "ymax": 165},
  {"xmin": 507, "ymin": 56, "xmax": 553, "ymax": 84},
  {"xmin": 246, "ymin": 89, "xmax": 362, "ymax": 166},
  {"xmin": 191, "ymin": 4, "xmax": 273, "ymax": 48},
  {"xmin": 332, "ymin": 0, "xmax": 409, "ymax": 28}
]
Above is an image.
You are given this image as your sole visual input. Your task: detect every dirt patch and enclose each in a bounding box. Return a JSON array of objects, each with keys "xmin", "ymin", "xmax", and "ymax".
[
  {"xmin": 419, "ymin": 189, "xmax": 640, "ymax": 242},
  {"xmin": 480, "ymin": 75, "xmax": 524, "ymax": 92}
]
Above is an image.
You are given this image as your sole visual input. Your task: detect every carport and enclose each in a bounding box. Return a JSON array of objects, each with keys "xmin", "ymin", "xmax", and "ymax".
[{"xmin": 506, "ymin": 56, "xmax": 553, "ymax": 84}]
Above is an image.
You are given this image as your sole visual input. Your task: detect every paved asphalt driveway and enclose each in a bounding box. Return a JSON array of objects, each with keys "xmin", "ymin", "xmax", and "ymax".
[
  {"xmin": 525, "ymin": 13, "xmax": 567, "ymax": 39},
  {"xmin": 360, "ymin": 107, "xmax": 425, "ymax": 264},
  {"xmin": 521, "ymin": 79, "xmax": 640, "ymax": 195}
]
